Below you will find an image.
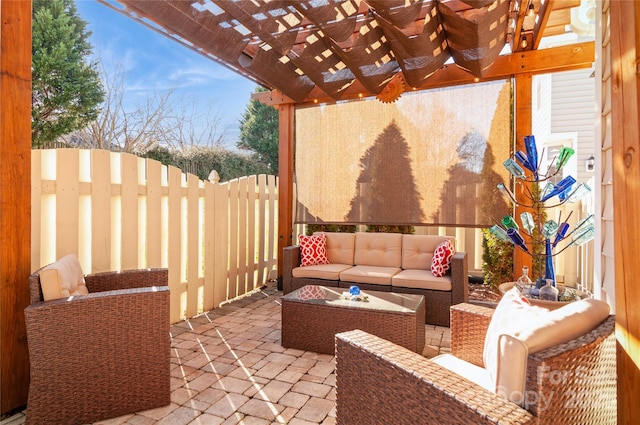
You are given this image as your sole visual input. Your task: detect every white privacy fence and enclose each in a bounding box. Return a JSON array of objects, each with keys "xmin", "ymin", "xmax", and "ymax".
[{"xmin": 31, "ymin": 149, "xmax": 279, "ymax": 323}]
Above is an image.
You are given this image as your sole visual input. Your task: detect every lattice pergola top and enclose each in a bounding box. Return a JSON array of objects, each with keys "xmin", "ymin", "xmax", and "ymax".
[{"xmin": 100, "ymin": 0, "xmax": 589, "ymax": 104}]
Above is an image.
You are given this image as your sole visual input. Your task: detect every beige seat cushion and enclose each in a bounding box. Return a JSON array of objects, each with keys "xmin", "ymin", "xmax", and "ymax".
[
  {"xmin": 391, "ymin": 269, "xmax": 452, "ymax": 291},
  {"xmin": 483, "ymin": 288, "xmax": 610, "ymax": 405},
  {"xmin": 353, "ymin": 232, "xmax": 402, "ymax": 267},
  {"xmin": 292, "ymin": 263, "xmax": 354, "ymax": 280},
  {"xmin": 39, "ymin": 254, "xmax": 89, "ymax": 301},
  {"xmin": 339, "ymin": 265, "xmax": 401, "ymax": 286}
]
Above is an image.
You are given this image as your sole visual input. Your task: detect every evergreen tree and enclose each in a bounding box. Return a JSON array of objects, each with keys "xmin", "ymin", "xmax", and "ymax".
[
  {"xmin": 32, "ymin": 0, "xmax": 104, "ymax": 146},
  {"xmin": 237, "ymin": 86, "xmax": 278, "ymax": 174}
]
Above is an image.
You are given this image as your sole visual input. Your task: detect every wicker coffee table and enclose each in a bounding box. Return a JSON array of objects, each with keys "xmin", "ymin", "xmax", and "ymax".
[{"xmin": 281, "ymin": 285, "xmax": 425, "ymax": 355}]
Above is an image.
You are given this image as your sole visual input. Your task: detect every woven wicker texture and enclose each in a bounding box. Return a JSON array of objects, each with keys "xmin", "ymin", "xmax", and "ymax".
[
  {"xmin": 335, "ymin": 303, "xmax": 617, "ymax": 424},
  {"xmin": 282, "ymin": 287, "xmax": 425, "ymax": 355},
  {"xmin": 24, "ymin": 267, "xmax": 171, "ymax": 425},
  {"xmin": 336, "ymin": 329, "xmax": 535, "ymax": 424},
  {"xmin": 283, "ymin": 245, "xmax": 468, "ymax": 327}
]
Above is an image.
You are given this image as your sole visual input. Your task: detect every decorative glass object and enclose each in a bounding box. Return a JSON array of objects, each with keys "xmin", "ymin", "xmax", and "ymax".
[
  {"xmin": 493, "ymin": 134, "xmax": 595, "ymax": 293},
  {"xmin": 507, "ymin": 228, "xmax": 529, "ymax": 253},
  {"xmin": 541, "ymin": 176, "xmax": 576, "ymax": 202},
  {"xmin": 503, "ymin": 158, "xmax": 526, "ymax": 180},
  {"xmin": 515, "ymin": 266, "xmax": 533, "ymax": 294},
  {"xmin": 544, "ymin": 239, "xmax": 556, "ymax": 285},
  {"xmin": 555, "ymin": 147, "xmax": 575, "ymax": 170},
  {"xmin": 524, "ymin": 135, "xmax": 539, "ymax": 177},
  {"xmin": 490, "ymin": 224, "xmax": 509, "ymax": 242},
  {"xmin": 539, "ymin": 279, "xmax": 559, "ymax": 301},
  {"xmin": 520, "ymin": 212, "xmax": 535, "ymax": 234},
  {"xmin": 541, "ymin": 220, "xmax": 559, "ymax": 239},
  {"xmin": 501, "ymin": 215, "xmax": 519, "ymax": 231}
]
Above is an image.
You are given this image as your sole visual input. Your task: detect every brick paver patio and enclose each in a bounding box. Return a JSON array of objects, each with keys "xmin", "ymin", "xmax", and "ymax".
[{"xmin": 1, "ymin": 283, "xmax": 450, "ymax": 425}]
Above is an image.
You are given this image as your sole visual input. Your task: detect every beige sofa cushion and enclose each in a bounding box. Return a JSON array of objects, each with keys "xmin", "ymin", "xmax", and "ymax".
[
  {"xmin": 483, "ymin": 288, "xmax": 610, "ymax": 406},
  {"xmin": 40, "ymin": 254, "xmax": 89, "ymax": 301},
  {"xmin": 339, "ymin": 265, "xmax": 401, "ymax": 286},
  {"xmin": 319, "ymin": 232, "xmax": 356, "ymax": 265},
  {"xmin": 401, "ymin": 235, "xmax": 455, "ymax": 270},
  {"xmin": 292, "ymin": 263, "xmax": 354, "ymax": 280},
  {"xmin": 353, "ymin": 232, "xmax": 402, "ymax": 267},
  {"xmin": 391, "ymin": 269, "xmax": 452, "ymax": 291}
]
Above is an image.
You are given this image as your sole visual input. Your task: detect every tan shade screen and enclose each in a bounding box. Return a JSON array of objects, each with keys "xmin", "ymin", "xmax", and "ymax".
[{"xmin": 294, "ymin": 80, "xmax": 512, "ymax": 227}]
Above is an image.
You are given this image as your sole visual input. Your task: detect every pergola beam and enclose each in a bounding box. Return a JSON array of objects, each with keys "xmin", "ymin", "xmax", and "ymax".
[{"xmin": 254, "ymin": 41, "xmax": 595, "ymax": 106}]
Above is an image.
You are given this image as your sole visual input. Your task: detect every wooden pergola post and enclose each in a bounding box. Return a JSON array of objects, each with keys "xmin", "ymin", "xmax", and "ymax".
[
  {"xmin": 277, "ymin": 103, "xmax": 295, "ymax": 285},
  {"xmin": 513, "ymin": 73, "xmax": 534, "ymax": 280},
  {"xmin": 610, "ymin": 1, "xmax": 640, "ymax": 421},
  {"xmin": 0, "ymin": 0, "xmax": 32, "ymax": 414}
]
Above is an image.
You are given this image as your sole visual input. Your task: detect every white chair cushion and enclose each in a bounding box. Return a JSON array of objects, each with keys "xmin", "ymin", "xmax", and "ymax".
[
  {"xmin": 431, "ymin": 354, "xmax": 494, "ymax": 393},
  {"xmin": 40, "ymin": 254, "xmax": 88, "ymax": 301},
  {"xmin": 483, "ymin": 287, "xmax": 610, "ymax": 405}
]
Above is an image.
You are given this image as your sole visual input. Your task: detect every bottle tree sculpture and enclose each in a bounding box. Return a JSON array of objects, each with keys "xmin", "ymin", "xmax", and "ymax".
[{"xmin": 490, "ymin": 135, "xmax": 595, "ymax": 297}]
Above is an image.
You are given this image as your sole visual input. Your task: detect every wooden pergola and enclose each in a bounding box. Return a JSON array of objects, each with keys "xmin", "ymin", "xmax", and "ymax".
[{"xmin": 2, "ymin": 0, "xmax": 639, "ymax": 420}]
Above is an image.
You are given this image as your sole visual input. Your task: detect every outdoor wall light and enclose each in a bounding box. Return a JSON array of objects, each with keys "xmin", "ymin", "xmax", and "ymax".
[{"xmin": 586, "ymin": 155, "xmax": 595, "ymax": 172}]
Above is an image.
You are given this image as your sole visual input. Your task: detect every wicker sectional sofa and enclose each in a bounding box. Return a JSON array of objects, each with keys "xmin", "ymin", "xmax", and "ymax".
[{"xmin": 282, "ymin": 232, "xmax": 469, "ymax": 326}]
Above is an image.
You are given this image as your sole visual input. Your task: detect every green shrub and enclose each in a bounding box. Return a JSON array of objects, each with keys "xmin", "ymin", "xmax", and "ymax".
[
  {"xmin": 306, "ymin": 224, "xmax": 357, "ymax": 236},
  {"xmin": 482, "ymin": 228, "xmax": 514, "ymax": 292},
  {"xmin": 365, "ymin": 224, "xmax": 414, "ymax": 234}
]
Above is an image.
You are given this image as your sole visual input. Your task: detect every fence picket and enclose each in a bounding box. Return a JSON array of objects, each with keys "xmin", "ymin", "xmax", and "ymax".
[
  {"xmin": 237, "ymin": 177, "xmax": 248, "ymax": 297},
  {"xmin": 186, "ymin": 173, "xmax": 200, "ymax": 318},
  {"xmin": 120, "ymin": 152, "xmax": 139, "ymax": 270},
  {"xmin": 213, "ymin": 182, "xmax": 229, "ymax": 307},
  {"xmin": 257, "ymin": 175, "xmax": 267, "ymax": 285},
  {"xmin": 228, "ymin": 179, "xmax": 240, "ymax": 299},
  {"xmin": 31, "ymin": 150, "xmax": 43, "ymax": 270},
  {"xmin": 203, "ymin": 182, "xmax": 215, "ymax": 312},
  {"xmin": 56, "ymin": 149, "xmax": 80, "ymax": 261},
  {"xmin": 167, "ymin": 165, "xmax": 184, "ymax": 322},
  {"xmin": 90, "ymin": 149, "xmax": 111, "ymax": 272},
  {"xmin": 146, "ymin": 158, "xmax": 163, "ymax": 269},
  {"xmin": 247, "ymin": 175, "xmax": 257, "ymax": 292}
]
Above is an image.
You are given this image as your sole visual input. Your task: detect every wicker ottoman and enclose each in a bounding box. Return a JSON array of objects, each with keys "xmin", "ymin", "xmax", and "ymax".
[{"xmin": 281, "ymin": 285, "xmax": 425, "ymax": 355}]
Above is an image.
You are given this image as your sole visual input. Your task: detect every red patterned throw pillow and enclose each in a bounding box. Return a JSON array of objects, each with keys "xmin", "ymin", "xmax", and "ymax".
[
  {"xmin": 431, "ymin": 239, "xmax": 455, "ymax": 277},
  {"xmin": 299, "ymin": 234, "xmax": 329, "ymax": 267}
]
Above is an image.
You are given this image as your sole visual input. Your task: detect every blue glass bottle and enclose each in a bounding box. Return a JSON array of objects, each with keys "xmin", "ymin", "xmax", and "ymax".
[
  {"xmin": 524, "ymin": 135, "xmax": 539, "ymax": 177},
  {"xmin": 507, "ymin": 228, "xmax": 529, "ymax": 253},
  {"xmin": 552, "ymin": 222, "xmax": 570, "ymax": 247},
  {"xmin": 515, "ymin": 151, "xmax": 535, "ymax": 173},
  {"xmin": 541, "ymin": 176, "xmax": 576, "ymax": 202},
  {"xmin": 544, "ymin": 239, "xmax": 556, "ymax": 286}
]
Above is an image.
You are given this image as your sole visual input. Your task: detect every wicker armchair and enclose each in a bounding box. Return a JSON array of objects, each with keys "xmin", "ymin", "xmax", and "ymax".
[
  {"xmin": 24, "ymin": 264, "xmax": 171, "ymax": 425},
  {"xmin": 336, "ymin": 303, "xmax": 616, "ymax": 425}
]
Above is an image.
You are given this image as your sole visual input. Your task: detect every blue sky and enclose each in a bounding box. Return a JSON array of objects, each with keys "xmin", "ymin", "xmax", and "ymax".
[{"xmin": 75, "ymin": 1, "xmax": 259, "ymax": 147}]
